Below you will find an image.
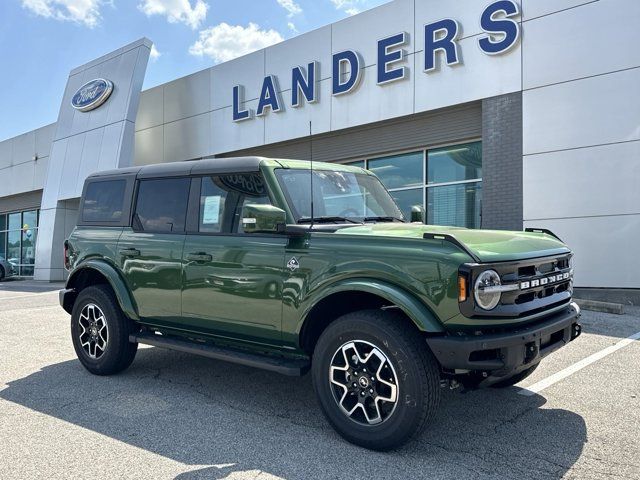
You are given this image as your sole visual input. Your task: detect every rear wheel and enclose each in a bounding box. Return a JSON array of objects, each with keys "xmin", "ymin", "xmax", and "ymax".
[
  {"xmin": 490, "ymin": 364, "xmax": 539, "ymax": 388},
  {"xmin": 0, "ymin": 266, "xmax": 4, "ymax": 281},
  {"xmin": 312, "ymin": 309, "xmax": 441, "ymax": 451},
  {"xmin": 71, "ymin": 285, "xmax": 138, "ymax": 375}
]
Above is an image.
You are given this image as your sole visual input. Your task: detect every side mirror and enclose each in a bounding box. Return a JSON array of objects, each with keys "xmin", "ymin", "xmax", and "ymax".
[
  {"xmin": 242, "ymin": 204, "xmax": 287, "ymax": 233},
  {"xmin": 410, "ymin": 205, "xmax": 426, "ymax": 224}
]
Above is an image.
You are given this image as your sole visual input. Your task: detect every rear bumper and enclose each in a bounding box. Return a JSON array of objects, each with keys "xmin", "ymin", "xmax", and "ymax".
[{"xmin": 427, "ymin": 302, "xmax": 581, "ymax": 378}]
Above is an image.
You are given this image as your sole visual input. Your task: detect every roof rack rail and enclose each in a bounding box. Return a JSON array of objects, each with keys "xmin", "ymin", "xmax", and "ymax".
[
  {"xmin": 524, "ymin": 227, "xmax": 563, "ymax": 242},
  {"xmin": 423, "ymin": 232, "xmax": 481, "ymax": 263}
]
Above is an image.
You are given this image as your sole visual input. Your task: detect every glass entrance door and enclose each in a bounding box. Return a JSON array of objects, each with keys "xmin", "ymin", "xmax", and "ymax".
[{"xmin": 0, "ymin": 209, "xmax": 39, "ymax": 276}]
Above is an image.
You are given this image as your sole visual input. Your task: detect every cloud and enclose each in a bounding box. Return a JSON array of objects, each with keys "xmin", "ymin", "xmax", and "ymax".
[
  {"xmin": 277, "ymin": 0, "xmax": 301, "ymax": 17},
  {"xmin": 330, "ymin": 0, "xmax": 381, "ymax": 16},
  {"xmin": 138, "ymin": 0, "xmax": 208, "ymax": 29},
  {"xmin": 189, "ymin": 23, "xmax": 284, "ymax": 64},
  {"xmin": 21, "ymin": 0, "xmax": 109, "ymax": 28},
  {"xmin": 287, "ymin": 21, "xmax": 298, "ymax": 34},
  {"xmin": 149, "ymin": 44, "xmax": 161, "ymax": 61}
]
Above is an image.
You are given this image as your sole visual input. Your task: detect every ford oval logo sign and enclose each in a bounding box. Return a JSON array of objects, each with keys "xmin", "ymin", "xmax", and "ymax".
[{"xmin": 71, "ymin": 78, "xmax": 114, "ymax": 112}]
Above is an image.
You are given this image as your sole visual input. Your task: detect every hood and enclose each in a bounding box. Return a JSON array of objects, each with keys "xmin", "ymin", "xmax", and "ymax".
[{"xmin": 334, "ymin": 223, "xmax": 570, "ymax": 263}]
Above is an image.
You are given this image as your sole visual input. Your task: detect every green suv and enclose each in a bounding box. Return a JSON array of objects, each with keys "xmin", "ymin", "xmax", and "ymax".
[{"xmin": 60, "ymin": 157, "xmax": 581, "ymax": 450}]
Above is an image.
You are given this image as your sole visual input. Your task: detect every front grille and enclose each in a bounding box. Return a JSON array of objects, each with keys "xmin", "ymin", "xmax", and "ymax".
[{"xmin": 459, "ymin": 253, "xmax": 573, "ymax": 318}]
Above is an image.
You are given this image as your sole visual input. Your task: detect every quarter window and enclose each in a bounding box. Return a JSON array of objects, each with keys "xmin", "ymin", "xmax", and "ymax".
[
  {"xmin": 82, "ymin": 180, "xmax": 126, "ymax": 223},
  {"xmin": 133, "ymin": 178, "xmax": 190, "ymax": 233}
]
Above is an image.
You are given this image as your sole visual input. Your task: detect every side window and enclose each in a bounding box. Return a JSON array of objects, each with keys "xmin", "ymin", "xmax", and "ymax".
[
  {"xmin": 197, "ymin": 173, "xmax": 272, "ymax": 233},
  {"xmin": 199, "ymin": 177, "xmax": 229, "ymax": 233},
  {"xmin": 82, "ymin": 180, "xmax": 126, "ymax": 224},
  {"xmin": 133, "ymin": 178, "xmax": 190, "ymax": 233}
]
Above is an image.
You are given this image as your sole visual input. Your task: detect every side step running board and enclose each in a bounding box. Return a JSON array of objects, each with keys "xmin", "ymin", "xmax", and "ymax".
[{"xmin": 130, "ymin": 332, "xmax": 310, "ymax": 377}]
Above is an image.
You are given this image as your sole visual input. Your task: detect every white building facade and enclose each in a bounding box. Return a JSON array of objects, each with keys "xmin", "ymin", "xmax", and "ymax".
[{"xmin": 0, "ymin": 0, "xmax": 638, "ymax": 300}]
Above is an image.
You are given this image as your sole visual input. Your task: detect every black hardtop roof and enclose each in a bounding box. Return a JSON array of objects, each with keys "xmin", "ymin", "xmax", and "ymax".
[{"xmin": 87, "ymin": 156, "xmax": 274, "ymax": 180}]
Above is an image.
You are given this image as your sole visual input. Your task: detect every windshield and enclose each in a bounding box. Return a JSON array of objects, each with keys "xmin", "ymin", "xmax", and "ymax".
[{"xmin": 275, "ymin": 169, "xmax": 405, "ymax": 222}]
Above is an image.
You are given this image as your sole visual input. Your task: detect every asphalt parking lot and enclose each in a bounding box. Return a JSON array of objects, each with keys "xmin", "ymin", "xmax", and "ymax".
[{"xmin": 1, "ymin": 281, "xmax": 639, "ymax": 480}]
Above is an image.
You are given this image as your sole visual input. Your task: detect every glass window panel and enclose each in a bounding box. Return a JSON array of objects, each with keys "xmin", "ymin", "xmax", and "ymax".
[
  {"xmin": 21, "ymin": 226, "xmax": 37, "ymax": 267},
  {"xmin": 368, "ymin": 152, "xmax": 423, "ymax": 190},
  {"xmin": 7, "ymin": 230, "xmax": 20, "ymax": 266},
  {"xmin": 0, "ymin": 231, "xmax": 6, "ymax": 259},
  {"xmin": 134, "ymin": 178, "xmax": 190, "ymax": 233},
  {"xmin": 427, "ymin": 182, "xmax": 482, "ymax": 229},
  {"xmin": 346, "ymin": 160, "xmax": 365, "ymax": 169},
  {"xmin": 427, "ymin": 142, "xmax": 482, "ymax": 184},
  {"xmin": 82, "ymin": 180, "xmax": 126, "ymax": 223},
  {"xmin": 390, "ymin": 188, "xmax": 423, "ymax": 221},
  {"xmin": 0, "ymin": 214, "xmax": 6, "ymax": 231},
  {"xmin": 8, "ymin": 212, "xmax": 20, "ymax": 231},
  {"xmin": 22, "ymin": 210, "xmax": 37, "ymax": 232}
]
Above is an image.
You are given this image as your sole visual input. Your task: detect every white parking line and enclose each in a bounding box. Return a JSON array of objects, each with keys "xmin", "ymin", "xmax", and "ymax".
[
  {"xmin": 519, "ymin": 330, "xmax": 640, "ymax": 396},
  {"xmin": 0, "ymin": 290, "xmax": 59, "ymax": 301}
]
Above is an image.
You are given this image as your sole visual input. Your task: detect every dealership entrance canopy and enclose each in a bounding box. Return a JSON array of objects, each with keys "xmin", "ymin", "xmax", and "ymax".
[{"xmin": 0, "ymin": 0, "xmax": 637, "ymax": 296}]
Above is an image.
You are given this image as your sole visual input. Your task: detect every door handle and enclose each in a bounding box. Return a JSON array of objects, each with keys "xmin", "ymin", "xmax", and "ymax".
[
  {"xmin": 187, "ymin": 252, "xmax": 213, "ymax": 262},
  {"xmin": 119, "ymin": 248, "xmax": 141, "ymax": 258}
]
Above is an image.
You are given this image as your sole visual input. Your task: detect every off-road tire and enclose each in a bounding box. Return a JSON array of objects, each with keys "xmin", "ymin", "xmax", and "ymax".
[
  {"xmin": 71, "ymin": 285, "xmax": 138, "ymax": 375},
  {"xmin": 490, "ymin": 364, "xmax": 539, "ymax": 388},
  {"xmin": 312, "ymin": 309, "xmax": 441, "ymax": 451}
]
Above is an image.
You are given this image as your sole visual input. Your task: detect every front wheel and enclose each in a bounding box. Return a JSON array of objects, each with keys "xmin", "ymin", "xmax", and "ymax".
[
  {"xmin": 70, "ymin": 285, "xmax": 138, "ymax": 375},
  {"xmin": 312, "ymin": 310, "xmax": 441, "ymax": 451}
]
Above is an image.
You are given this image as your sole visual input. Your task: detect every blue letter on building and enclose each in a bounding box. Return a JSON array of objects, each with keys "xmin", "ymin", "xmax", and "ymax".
[
  {"xmin": 232, "ymin": 85, "xmax": 252, "ymax": 122},
  {"xmin": 377, "ymin": 32, "xmax": 408, "ymax": 85},
  {"xmin": 424, "ymin": 19, "xmax": 460, "ymax": 72},
  {"xmin": 292, "ymin": 62, "xmax": 317, "ymax": 108},
  {"xmin": 332, "ymin": 50, "xmax": 362, "ymax": 96},
  {"xmin": 478, "ymin": 0, "xmax": 521, "ymax": 55},
  {"xmin": 256, "ymin": 75, "xmax": 282, "ymax": 116}
]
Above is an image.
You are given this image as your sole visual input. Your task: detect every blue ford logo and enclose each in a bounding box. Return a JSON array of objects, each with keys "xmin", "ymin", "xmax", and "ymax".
[{"xmin": 71, "ymin": 78, "xmax": 114, "ymax": 112}]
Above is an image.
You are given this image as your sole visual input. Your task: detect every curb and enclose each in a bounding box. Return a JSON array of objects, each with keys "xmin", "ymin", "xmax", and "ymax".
[{"xmin": 574, "ymin": 298, "xmax": 624, "ymax": 315}]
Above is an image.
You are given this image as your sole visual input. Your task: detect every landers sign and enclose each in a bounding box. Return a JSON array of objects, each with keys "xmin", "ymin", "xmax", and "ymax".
[{"xmin": 232, "ymin": 0, "xmax": 521, "ymax": 122}]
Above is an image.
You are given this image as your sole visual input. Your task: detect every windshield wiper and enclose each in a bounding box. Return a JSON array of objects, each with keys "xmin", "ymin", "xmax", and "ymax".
[
  {"xmin": 363, "ymin": 216, "xmax": 405, "ymax": 223},
  {"xmin": 298, "ymin": 216, "xmax": 362, "ymax": 224}
]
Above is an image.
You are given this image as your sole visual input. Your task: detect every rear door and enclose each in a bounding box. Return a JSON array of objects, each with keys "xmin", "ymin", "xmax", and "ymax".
[
  {"xmin": 117, "ymin": 177, "xmax": 190, "ymax": 328},
  {"xmin": 181, "ymin": 172, "xmax": 287, "ymax": 346}
]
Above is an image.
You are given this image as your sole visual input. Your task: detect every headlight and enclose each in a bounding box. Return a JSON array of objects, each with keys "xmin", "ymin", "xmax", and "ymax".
[{"xmin": 474, "ymin": 270, "xmax": 502, "ymax": 310}]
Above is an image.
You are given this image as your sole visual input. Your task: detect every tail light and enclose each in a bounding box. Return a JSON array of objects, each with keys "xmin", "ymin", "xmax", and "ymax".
[{"xmin": 63, "ymin": 240, "xmax": 71, "ymax": 270}]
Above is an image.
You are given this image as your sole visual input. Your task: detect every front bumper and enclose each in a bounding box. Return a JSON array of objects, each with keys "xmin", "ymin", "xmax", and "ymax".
[{"xmin": 427, "ymin": 302, "xmax": 581, "ymax": 379}]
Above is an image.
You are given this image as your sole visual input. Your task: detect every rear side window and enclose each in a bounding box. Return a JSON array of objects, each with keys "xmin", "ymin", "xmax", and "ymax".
[
  {"xmin": 82, "ymin": 180, "xmax": 126, "ymax": 223},
  {"xmin": 133, "ymin": 178, "xmax": 190, "ymax": 233}
]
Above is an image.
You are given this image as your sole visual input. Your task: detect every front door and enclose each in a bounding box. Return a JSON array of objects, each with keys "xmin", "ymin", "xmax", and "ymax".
[
  {"xmin": 182, "ymin": 173, "xmax": 287, "ymax": 346},
  {"xmin": 117, "ymin": 177, "xmax": 190, "ymax": 328}
]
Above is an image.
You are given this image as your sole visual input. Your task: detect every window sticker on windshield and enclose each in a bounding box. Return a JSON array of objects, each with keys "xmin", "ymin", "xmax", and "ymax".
[{"xmin": 202, "ymin": 196, "xmax": 221, "ymax": 224}]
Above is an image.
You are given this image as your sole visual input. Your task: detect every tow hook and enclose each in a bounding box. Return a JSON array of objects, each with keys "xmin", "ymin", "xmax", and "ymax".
[
  {"xmin": 524, "ymin": 342, "xmax": 539, "ymax": 363},
  {"xmin": 571, "ymin": 323, "xmax": 582, "ymax": 340},
  {"xmin": 440, "ymin": 379, "xmax": 461, "ymax": 390}
]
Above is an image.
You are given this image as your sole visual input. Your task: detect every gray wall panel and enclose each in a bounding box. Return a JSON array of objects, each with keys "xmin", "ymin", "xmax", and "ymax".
[
  {"xmin": 164, "ymin": 70, "xmax": 210, "ymax": 124},
  {"xmin": 134, "ymin": 125, "xmax": 164, "ymax": 166},
  {"xmin": 221, "ymin": 102, "xmax": 482, "ymax": 162},
  {"xmin": 12, "ymin": 132, "xmax": 36, "ymax": 165},
  {"xmin": 136, "ymin": 86, "xmax": 164, "ymax": 131}
]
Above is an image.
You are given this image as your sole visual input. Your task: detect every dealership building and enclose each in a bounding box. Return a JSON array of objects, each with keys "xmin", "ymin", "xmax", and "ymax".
[{"xmin": 0, "ymin": 0, "xmax": 637, "ymax": 300}]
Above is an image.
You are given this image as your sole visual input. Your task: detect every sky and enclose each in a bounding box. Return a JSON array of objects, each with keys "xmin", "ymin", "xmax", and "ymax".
[{"xmin": 0, "ymin": 0, "xmax": 389, "ymax": 142}]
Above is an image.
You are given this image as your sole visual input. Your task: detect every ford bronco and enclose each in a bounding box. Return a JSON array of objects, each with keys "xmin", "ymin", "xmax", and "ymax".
[{"xmin": 60, "ymin": 157, "xmax": 581, "ymax": 450}]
